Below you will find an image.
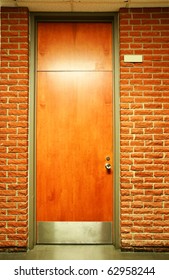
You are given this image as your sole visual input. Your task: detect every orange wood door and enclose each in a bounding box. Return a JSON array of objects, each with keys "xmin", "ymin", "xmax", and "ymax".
[{"xmin": 36, "ymin": 23, "xmax": 113, "ymax": 222}]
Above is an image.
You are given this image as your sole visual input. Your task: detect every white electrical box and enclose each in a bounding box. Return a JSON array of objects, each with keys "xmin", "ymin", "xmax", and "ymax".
[{"xmin": 124, "ymin": 55, "xmax": 143, "ymax": 63}]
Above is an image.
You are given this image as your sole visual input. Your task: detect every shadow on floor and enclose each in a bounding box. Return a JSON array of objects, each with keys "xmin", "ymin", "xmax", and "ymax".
[{"xmin": 0, "ymin": 245, "xmax": 169, "ymax": 260}]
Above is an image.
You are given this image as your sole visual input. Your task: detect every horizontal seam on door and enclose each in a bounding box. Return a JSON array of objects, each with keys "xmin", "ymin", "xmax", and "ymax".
[{"xmin": 37, "ymin": 70, "xmax": 113, "ymax": 72}]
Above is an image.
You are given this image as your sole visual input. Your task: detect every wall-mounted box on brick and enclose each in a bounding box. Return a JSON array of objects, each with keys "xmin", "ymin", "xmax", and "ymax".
[{"xmin": 124, "ymin": 55, "xmax": 143, "ymax": 63}]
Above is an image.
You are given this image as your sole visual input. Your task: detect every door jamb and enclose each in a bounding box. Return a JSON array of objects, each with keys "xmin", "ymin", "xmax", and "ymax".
[{"xmin": 29, "ymin": 12, "xmax": 120, "ymax": 249}]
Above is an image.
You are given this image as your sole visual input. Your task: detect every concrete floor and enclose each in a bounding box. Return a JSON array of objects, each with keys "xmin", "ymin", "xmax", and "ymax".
[{"xmin": 1, "ymin": 245, "xmax": 169, "ymax": 260}]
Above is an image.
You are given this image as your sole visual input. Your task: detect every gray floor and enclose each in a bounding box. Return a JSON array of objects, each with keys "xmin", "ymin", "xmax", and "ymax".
[{"xmin": 1, "ymin": 245, "xmax": 169, "ymax": 260}]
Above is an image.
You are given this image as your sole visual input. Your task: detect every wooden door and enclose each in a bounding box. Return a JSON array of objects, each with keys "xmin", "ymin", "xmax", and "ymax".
[{"xmin": 36, "ymin": 23, "xmax": 113, "ymax": 243}]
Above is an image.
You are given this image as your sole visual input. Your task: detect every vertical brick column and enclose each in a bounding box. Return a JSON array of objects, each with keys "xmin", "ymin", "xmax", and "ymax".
[
  {"xmin": 0, "ymin": 7, "xmax": 29, "ymax": 251},
  {"xmin": 120, "ymin": 8, "xmax": 169, "ymax": 251}
]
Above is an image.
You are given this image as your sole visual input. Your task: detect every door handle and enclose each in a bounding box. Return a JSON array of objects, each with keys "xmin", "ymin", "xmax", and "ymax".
[{"xmin": 105, "ymin": 163, "xmax": 111, "ymax": 170}]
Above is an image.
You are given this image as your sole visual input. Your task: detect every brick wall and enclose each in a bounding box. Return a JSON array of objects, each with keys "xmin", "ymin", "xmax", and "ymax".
[
  {"xmin": 0, "ymin": 7, "xmax": 29, "ymax": 251},
  {"xmin": 120, "ymin": 7, "xmax": 169, "ymax": 251}
]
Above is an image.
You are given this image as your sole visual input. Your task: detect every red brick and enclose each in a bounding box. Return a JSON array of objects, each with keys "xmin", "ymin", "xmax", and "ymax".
[
  {"xmin": 0, "ymin": 241, "xmax": 16, "ymax": 247},
  {"xmin": 0, "ymin": 202, "xmax": 16, "ymax": 209},
  {"xmin": 7, "ymin": 234, "xmax": 28, "ymax": 240}
]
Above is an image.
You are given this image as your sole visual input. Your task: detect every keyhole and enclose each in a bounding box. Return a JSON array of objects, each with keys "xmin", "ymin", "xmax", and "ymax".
[{"xmin": 106, "ymin": 156, "xmax": 110, "ymax": 161}]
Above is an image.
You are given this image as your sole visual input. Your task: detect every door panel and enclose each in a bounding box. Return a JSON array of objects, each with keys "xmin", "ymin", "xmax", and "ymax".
[
  {"xmin": 38, "ymin": 23, "xmax": 113, "ymax": 71},
  {"xmin": 36, "ymin": 22, "xmax": 113, "ymax": 243},
  {"xmin": 37, "ymin": 72, "xmax": 113, "ymax": 222}
]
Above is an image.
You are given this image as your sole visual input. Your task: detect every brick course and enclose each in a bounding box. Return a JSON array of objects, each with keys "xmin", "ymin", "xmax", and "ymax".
[
  {"xmin": 120, "ymin": 7, "xmax": 169, "ymax": 251},
  {"xmin": 0, "ymin": 7, "xmax": 29, "ymax": 251}
]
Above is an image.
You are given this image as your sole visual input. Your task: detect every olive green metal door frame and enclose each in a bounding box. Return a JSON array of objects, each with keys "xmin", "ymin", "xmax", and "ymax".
[{"xmin": 28, "ymin": 12, "xmax": 120, "ymax": 249}]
